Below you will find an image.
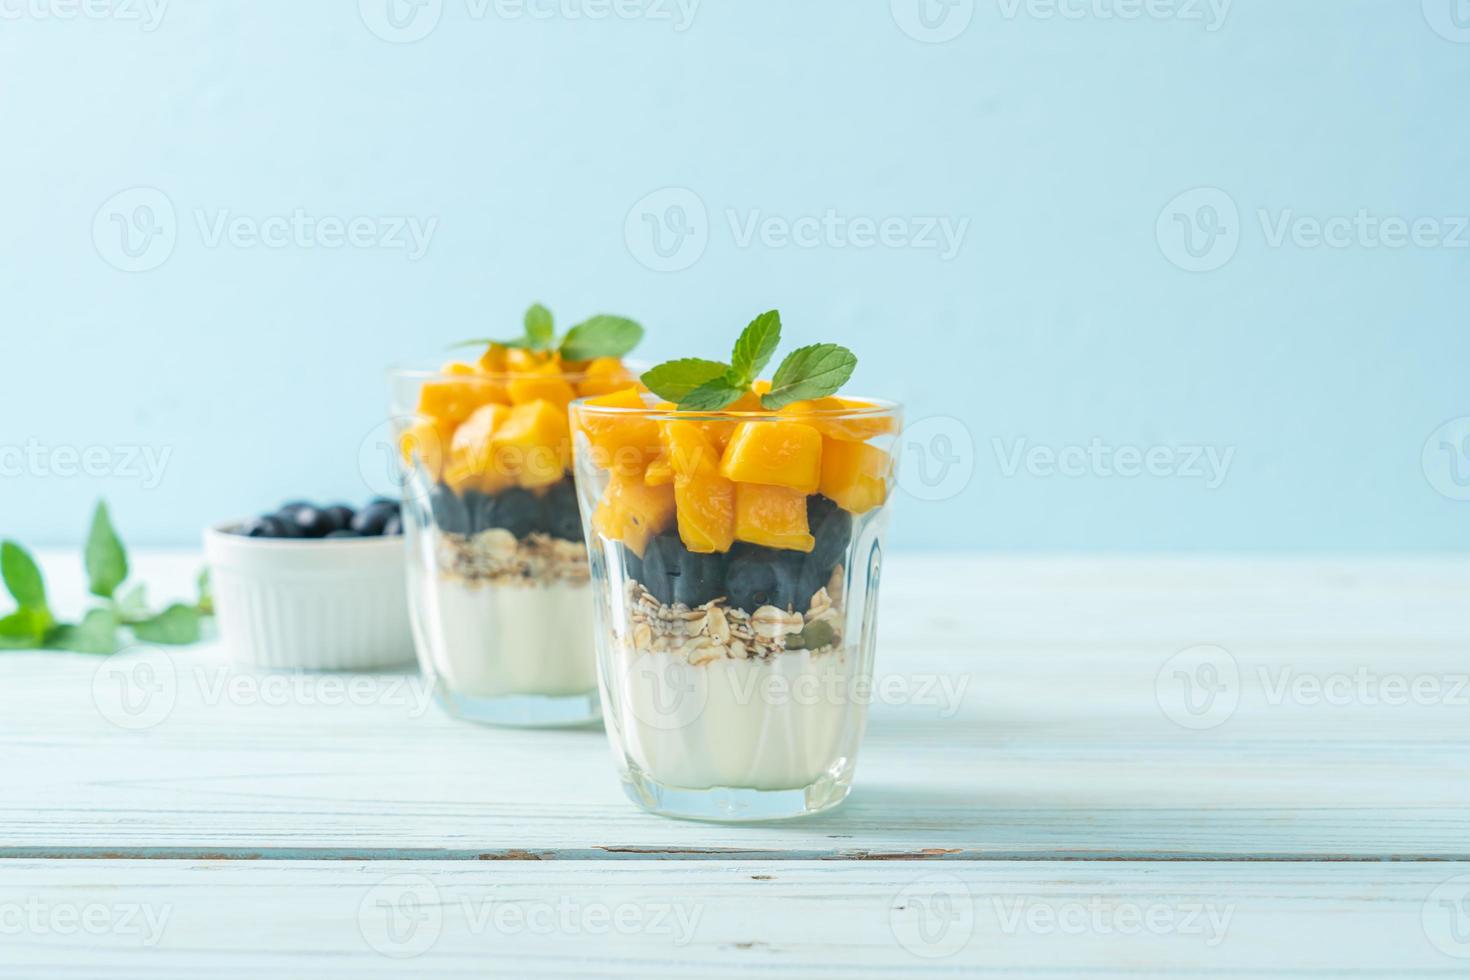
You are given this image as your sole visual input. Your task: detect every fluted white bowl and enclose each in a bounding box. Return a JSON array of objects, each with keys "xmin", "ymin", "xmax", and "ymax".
[{"xmin": 203, "ymin": 523, "xmax": 414, "ymax": 670}]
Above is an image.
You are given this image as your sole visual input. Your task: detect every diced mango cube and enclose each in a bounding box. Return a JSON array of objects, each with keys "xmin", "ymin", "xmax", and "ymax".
[
  {"xmin": 417, "ymin": 362, "xmax": 493, "ymax": 424},
  {"xmin": 576, "ymin": 357, "xmax": 637, "ymax": 398},
  {"xmin": 507, "ymin": 361, "xmax": 577, "ymax": 410},
  {"xmin": 644, "ymin": 454, "xmax": 674, "ymax": 487},
  {"xmin": 592, "ymin": 471, "xmax": 676, "ymax": 557},
  {"xmin": 443, "ymin": 403, "xmax": 512, "ymax": 493},
  {"xmin": 576, "ymin": 387, "xmax": 661, "ymax": 477},
  {"xmin": 399, "ymin": 416, "xmax": 457, "ymax": 479},
  {"xmin": 674, "ymin": 471, "xmax": 736, "ymax": 554},
  {"xmin": 735, "ymin": 483, "xmax": 814, "ymax": 552},
  {"xmin": 819, "ymin": 438, "xmax": 891, "ymax": 514},
  {"xmin": 660, "ymin": 419, "xmax": 723, "ymax": 478},
  {"xmin": 781, "ymin": 396, "xmax": 896, "ymax": 442},
  {"xmin": 492, "ymin": 400, "xmax": 571, "ymax": 489},
  {"xmin": 719, "ymin": 421, "xmax": 822, "ymax": 494}
]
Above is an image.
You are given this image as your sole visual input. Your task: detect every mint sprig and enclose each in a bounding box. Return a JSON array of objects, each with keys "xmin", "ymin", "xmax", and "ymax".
[
  {"xmin": 452, "ymin": 304, "xmax": 645, "ymax": 361},
  {"xmin": 640, "ymin": 309, "xmax": 858, "ymax": 412},
  {"xmin": 0, "ymin": 501, "xmax": 212, "ymax": 655}
]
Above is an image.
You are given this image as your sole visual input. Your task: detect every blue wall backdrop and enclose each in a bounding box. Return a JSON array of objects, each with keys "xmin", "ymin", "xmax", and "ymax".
[{"xmin": 1, "ymin": 0, "xmax": 1466, "ymax": 550}]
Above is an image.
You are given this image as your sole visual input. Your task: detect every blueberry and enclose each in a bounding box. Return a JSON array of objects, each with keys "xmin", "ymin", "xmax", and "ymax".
[
  {"xmin": 321, "ymin": 504, "xmax": 355, "ymax": 534},
  {"xmin": 431, "ymin": 485, "xmax": 470, "ymax": 535},
  {"xmin": 540, "ymin": 479, "xmax": 583, "ymax": 542},
  {"xmin": 469, "ymin": 490, "xmax": 499, "ymax": 536},
  {"xmin": 241, "ymin": 515, "xmax": 287, "ymax": 538},
  {"xmin": 270, "ymin": 511, "xmax": 308, "ymax": 538},
  {"xmin": 676, "ymin": 550, "xmax": 728, "ymax": 607},
  {"xmin": 640, "ymin": 535, "xmax": 683, "ymax": 606},
  {"xmin": 369, "ymin": 497, "xmax": 397, "ymax": 509},
  {"xmin": 620, "ymin": 544, "xmax": 645, "ymax": 584},
  {"xmin": 285, "ymin": 505, "xmax": 334, "ymax": 538},
  {"xmin": 277, "ymin": 499, "xmax": 313, "ymax": 515},
  {"xmin": 807, "ymin": 494, "xmax": 852, "ymax": 574},
  {"xmin": 351, "ymin": 501, "xmax": 398, "ymax": 536},
  {"xmin": 324, "ymin": 529, "xmax": 360, "ymax": 539},
  {"xmin": 382, "ymin": 513, "xmax": 403, "ymax": 536},
  {"xmin": 487, "ymin": 488, "xmax": 540, "ymax": 539},
  {"xmin": 725, "ymin": 544, "xmax": 793, "ymax": 613}
]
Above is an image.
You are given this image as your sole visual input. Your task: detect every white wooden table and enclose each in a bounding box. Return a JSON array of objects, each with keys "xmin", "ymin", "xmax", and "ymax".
[{"xmin": 3, "ymin": 551, "xmax": 1468, "ymax": 976}]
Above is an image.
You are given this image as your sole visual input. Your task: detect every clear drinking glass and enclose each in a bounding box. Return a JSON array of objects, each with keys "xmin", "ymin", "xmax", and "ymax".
[
  {"xmin": 569, "ymin": 392, "xmax": 902, "ymax": 819},
  {"xmin": 390, "ymin": 361, "xmax": 640, "ymax": 727}
]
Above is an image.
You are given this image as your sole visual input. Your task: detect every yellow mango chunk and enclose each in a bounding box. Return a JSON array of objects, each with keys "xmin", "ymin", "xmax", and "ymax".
[
  {"xmin": 819, "ymin": 438, "xmax": 891, "ymax": 514},
  {"xmin": 660, "ymin": 419, "xmax": 724, "ymax": 478},
  {"xmin": 576, "ymin": 387, "xmax": 660, "ymax": 477},
  {"xmin": 644, "ymin": 455, "xmax": 674, "ymax": 487},
  {"xmin": 735, "ymin": 483, "xmax": 814, "ymax": 552},
  {"xmin": 719, "ymin": 421, "xmax": 822, "ymax": 494},
  {"xmin": 492, "ymin": 399, "xmax": 571, "ymax": 489},
  {"xmin": 674, "ymin": 471, "xmax": 736, "ymax": 554},
  {"xmin": 399, "ymin": 416, "xmax": 457, "ymax": 479},
  {"xmin": 506, "ymin": 348, "xmax": 559, "ymax": 373},
  {"xmin": 443, "ymin": 403, "xmax": 513, "ymax": 494},
  {"xmin": 507, "ymin": 361, "xmax": 578, "ymax": 410},
  {"xmin": 697, "ymin": 389, "xmax": 766, "ymax": 452},
  {"xmin": 576, "ymin": 357, "xmax": 637, "ymax": 398},
  {"xmin": 593, "ymin": 472, "xmax": 676, "ymax": 557},
  {"xmin": 417, "ymin": 362, "xmax": 493, "ymax": 424},
  {"xmin": 781, "ymin": 396, "xmax": 896, "ymax": 442}
]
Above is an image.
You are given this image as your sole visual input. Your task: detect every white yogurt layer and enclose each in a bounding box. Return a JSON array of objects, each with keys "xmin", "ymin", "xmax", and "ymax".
[
  {"xmin": 611, "ymin": 648, "xmax": 862, "ymax": 791},
  {"xmin": 410, "ymin": 570, "xmax": 597, "ymax": 699}
]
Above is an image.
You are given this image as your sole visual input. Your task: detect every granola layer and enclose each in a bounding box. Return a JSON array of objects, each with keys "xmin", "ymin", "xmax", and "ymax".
[
  {"xmin": 622, "ymin": 564, "xmax": 845, "ymax": 664},
  {"xmin": 436, "ymin": 528, "xmax": 590, "ymax": 587}
]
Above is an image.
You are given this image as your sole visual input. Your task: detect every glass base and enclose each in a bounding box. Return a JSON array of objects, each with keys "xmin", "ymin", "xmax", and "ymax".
[
  {"xmin": 620, "ymin": 764, "xmax": 853, "ymax": 822},
  {"xmin": 434, "ymin": 687, "xmax": 601, "ymax": 728}
]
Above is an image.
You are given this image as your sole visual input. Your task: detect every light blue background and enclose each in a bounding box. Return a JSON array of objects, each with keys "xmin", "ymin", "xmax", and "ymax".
[{"xmin": 2, "ymin": 0, "xmax": 1466, "ymax": 550}]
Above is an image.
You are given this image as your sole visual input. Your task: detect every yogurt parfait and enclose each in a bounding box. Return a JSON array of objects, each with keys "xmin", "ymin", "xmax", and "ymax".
[
  {"xmin": 391, "ymin": 305, "xmax": 644, "ymax": 726},
  {"xmin": 571, "ymin": 310, "xmax": 900, "ymax": 819}
]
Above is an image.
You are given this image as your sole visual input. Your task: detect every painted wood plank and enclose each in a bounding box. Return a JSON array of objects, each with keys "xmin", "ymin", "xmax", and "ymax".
[
  {"xmin": 2, "ymin": 553, "xmax": 1467, "ymax": 859},
  {"xmin": 1, "ymin": 860, "xmax": 1467, "ymax": 977}
]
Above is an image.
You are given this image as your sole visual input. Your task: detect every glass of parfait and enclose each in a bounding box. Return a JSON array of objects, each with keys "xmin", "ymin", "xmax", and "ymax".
[
  {"xmin": 390, "ymin": 345, "xmax": 641, "ymax": 727},
  {"xmin": 570, "ymin": 386, "xmax": 902, "ymax": 820}
]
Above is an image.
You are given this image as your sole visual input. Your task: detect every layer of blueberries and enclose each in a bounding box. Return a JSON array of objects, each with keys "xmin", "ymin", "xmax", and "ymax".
[{"xmin": 429, "ymin": 476, "xmax": 582, "ymax": 542}]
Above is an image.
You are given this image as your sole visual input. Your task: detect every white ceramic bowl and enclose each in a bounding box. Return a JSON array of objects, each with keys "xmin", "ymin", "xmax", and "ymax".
[{"xmin": 203, "ymin": 523, "xmax": 415, "ymax": 670}]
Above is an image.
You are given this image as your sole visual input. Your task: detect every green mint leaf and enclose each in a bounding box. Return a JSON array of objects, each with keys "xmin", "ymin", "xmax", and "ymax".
[
  {"xmin": 679, "ymin": 378, "xmax": 748, "ymax": 412},
  {"xmin": 1, "ymin": 541, "xmax": 47, "ymax": 610},
  {"xmin": 641, "ymin": 359, "xmax": 732, "ymax": 403},
  {"xmin": 524, "ymin": 303, "xmax": 555, "ymax": 350},
  {"xmin": 131, "ymin": 603, "xmax": 202, "ymax": 645},
  {"xmin": 196, "ymin": 568, "xmax": 214, "ymax": 617},
  {"xmin": 45, "ymin": 608, "xmax": 119, "ymax": 655},
  {"xmin": 113, "ymin": 582, "xmax": 150, "ymax": 624},
  {"xmin": 761, "ymin": 344, "xmax": 858, "ymax": 410},
  {"xmin": 559, "ymin": 315, "xmax": 645, "ymax": 361},
  {"xmin": 0, "ymin": 607, "xmax": 50, "ymax": 647},
  {"xmin": 729, "ymin": 310, "xmax": 781, "ymax": 385},
  {"xmin": 84, "ymin": 501, "xmax": 129, "ymax": 599}
]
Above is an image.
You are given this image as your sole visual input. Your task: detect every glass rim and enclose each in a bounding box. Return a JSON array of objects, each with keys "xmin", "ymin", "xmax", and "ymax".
[
  {"xmin": 388, "ymin": 359, "xmax": 649, "ymax": 386},
  {"xmin": 569, "ymin": 393, "xmax": 902, "ymax": 420}
]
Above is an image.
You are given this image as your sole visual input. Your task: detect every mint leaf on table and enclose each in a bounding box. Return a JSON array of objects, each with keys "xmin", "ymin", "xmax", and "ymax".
[
  {"xmin": 84, "ymin": 501, "xmax": 129, "ymax": 599},
  {"xmin": 680, "ymin": 378, "xmax": 749, "ymax": 412},
  {"xmin": 559, "ymin": 316, "xmax": 645, "ymax": 361},
  {"xmin": 45, "ymin": 608, "xmax": 119, "ymax": 655},
  {"xmin": 641, "ymin": 359, "xmax": 732, "ymax": 404},
  {"xmin": 0, "ymin": 607, "xmax": 51, "ymax": 648},
  {"xmin": 1, "ymin": 541, "xmax": 47, "ymax": 610},
  {"xmin": 196, "ymin": 568, "xmax": 213, "ymax": 617},
  {"xmin": 113, "ymin": 582, "xmax": 150, "ymax": 624},
  {"xmin": 524, "ymin": 303, "xmax": 555, "ymax": 350},
  {"xmin": 760, "ymin": 343, "xmax": 858, "ymax": 410},
  {"xmin": 132, "ymin": 603, "xmax": 202, "ymax": 645},
  {"xmin": 728, "ymin": 310, "xmax": 781, "ymax": 386}
]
